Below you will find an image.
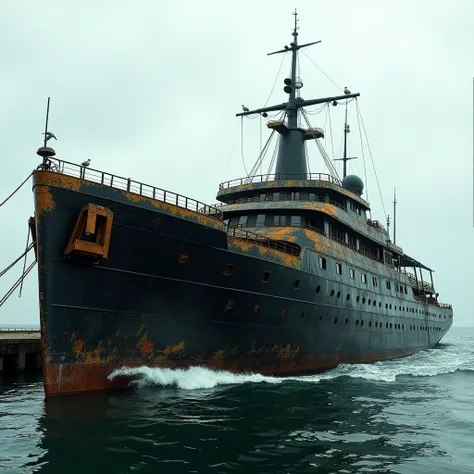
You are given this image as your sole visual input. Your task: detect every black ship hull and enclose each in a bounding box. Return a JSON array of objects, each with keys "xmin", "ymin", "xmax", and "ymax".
[{"xmin": 33, "ymin": 171, "xmax": 453, "ymax": 396}]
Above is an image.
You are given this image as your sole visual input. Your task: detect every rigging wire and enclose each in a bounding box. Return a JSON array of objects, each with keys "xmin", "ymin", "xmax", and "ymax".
[
  {"xmin": 0, "ymin": 171, "xmax": 34, "ymax": 208},
  {"xmin": 267, "ymin": 135, "xmax": 280, "ymax": 175},
  {"xmin": 301, "ymin": 110, "xmax": 339, "ymax": 180},
  {"xmin": 327, "ymin": 104, "xmax": 336, "ymax": 160},
  {"xmin": 263, "ymin": 52, "xmax": 287, "ymax": 107},
  {"xmin": 0, "ymin": 242, "xmax": 34, "ymax": 279},
  {"xmin": 18, "ymin": 225, "xmax": 31, "ymax": 297},
  {"xmin": 301, "ymin": 51, "xmax": 343, "ymax": 93},
  {"xmin": 221, "ymin": 120, "xmax": 241, "ymax": 182},
  {"xmin": 355, "ymin": 103, "xmax": 369, "ymax": 202},
  {"xmin": 304, "ymin": 141, "xmax": 311, "ymax": 174},
  {"xmin": 355, "ymin": 98, "xmax": 387, "ymax": 219},
  {"xmin": 0, "ymin": 260, "xmax": 37, "ymax": 307},
  {"xmin": 303, "ymin": 103, "xmax": 328, "ymax": 115},
  {"xmin": 246, "ymin": 129, "xmax": 276, "ymax": 180}
]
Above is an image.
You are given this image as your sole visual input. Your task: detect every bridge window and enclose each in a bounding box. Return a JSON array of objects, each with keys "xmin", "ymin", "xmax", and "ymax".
[
  {"xmin": 290, "ymin": 215, "xmax": 302, "ymax": 226},
  {"xmin": 273, "ymin": 215, "xmax": 286, "ymax": 226},
  {"xmin": 309, "ymin": 192, "xmax": 316, "ymax": 200},
  {"xmin": 291, "ymin": 191, "xmax": 301, "ymax": 200},
  {"xmin": 273, "ymin": 192, "xmax": 280, "ymax": 201},
  {"xmin": 259, "ymin": 193, "xmax": 267, "ymax": 202},
  {"xmin": 256, "ymin": 214, "xmax": 266, "ymax": 227},
  {"xmin": 238, "ymin": 215, "xmax": 248, "ymax": 226}
]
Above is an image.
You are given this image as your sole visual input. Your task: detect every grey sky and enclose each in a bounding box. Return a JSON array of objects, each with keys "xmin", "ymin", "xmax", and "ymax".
[{"xmin": 0, "ymin": 0, "xmax": 472, "ymax": 327}]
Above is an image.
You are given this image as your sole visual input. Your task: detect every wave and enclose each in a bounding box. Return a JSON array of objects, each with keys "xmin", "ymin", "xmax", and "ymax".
[{"xmin": 108, "ymin": 339, "xmax": 474, "ymax": 390}]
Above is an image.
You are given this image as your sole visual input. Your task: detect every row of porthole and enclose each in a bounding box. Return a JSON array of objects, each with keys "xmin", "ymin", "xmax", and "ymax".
[
  {"xmin": 218, "ymin": 263, "xmax": 450, "ymax": 320},
  {"xmin": 224, "ymin": 300, "xmax": 444, "ymax": 332},
  {"xmin": 327, "ymin": 289, "xmax": 447, "ymax": 319}
]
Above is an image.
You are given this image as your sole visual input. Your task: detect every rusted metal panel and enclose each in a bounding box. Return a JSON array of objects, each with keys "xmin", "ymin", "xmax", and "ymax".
[{"xmin": 64, "ymin": 203, "xmax": 113, "ymax": 260}]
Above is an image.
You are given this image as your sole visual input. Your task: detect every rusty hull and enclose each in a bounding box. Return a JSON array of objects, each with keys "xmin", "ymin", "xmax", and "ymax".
[
  {"xmin": 32, "ymin": 169, "xmax": 453, "ymax": 397},
  {"xmin": 45, "ymin": 346, "xmax": 426, "ymax": 396}
]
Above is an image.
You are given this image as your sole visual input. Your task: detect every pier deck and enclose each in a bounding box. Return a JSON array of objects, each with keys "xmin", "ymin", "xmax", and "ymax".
[{"xmin": 0, "ymin": 330, "xmax": 42, "ymax": 375}]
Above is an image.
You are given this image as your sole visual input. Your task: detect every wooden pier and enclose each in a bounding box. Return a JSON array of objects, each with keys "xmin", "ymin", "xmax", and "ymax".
[{"xmin": 0, "ymin": 330, "xmax": 41, "ymax": 376}]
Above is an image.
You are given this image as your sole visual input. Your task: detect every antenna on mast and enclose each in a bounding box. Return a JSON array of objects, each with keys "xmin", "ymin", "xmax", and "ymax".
[
  {"xmin": 36, "ymin": 96, "xmax": 57, "ymax": 167},
  {"xmin": 334, "ymin": 88, "xmax": 357, "ymax": 177},
  {"xmin": 236, "ymin": 12, "xmax": 360, "ymax": 177},
  {"xmin": 393, "ymin": 188, "xmax": 397, "ymax": 245}
]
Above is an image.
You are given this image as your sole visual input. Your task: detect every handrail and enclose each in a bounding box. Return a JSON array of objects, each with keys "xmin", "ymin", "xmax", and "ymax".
[
  {"xmin": 206, "ymin": 194, "xmax": 347, "ymax": 212},
  {"xmin": 406, "ymin": 273, "xmax": 435, "ymax": 292},
  {"xmin": 0, "ymin": 328, "xmax": 40, "ymax": 332},
  {"xmin": 219, "ymin": 172, "xmax": 342, "ymax": 190},
  {"xmin": 228, "ymin": 222, "xmax": 384, "ymax": 264},
  {"xmin": 414, "ymin": 295, "xmax": 452, "ymax": 310},
  {"xmin": 227, "ymin": 226, "xmax": 301, "ymax": 257},
  {"xmin": 37, "ymin": 158, "xmax": 223, "ymax": 220}
]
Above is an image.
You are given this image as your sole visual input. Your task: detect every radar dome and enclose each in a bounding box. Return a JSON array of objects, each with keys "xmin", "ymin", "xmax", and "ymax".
[{"xmin": 342, "ymin": 174, "xmax": 364, "ymax": 195}]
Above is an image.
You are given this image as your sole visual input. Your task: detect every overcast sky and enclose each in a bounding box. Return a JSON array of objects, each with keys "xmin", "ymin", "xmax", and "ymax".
[{"xmin": 0, "ymin": 0, "xmax": 472, "ymax": 327}]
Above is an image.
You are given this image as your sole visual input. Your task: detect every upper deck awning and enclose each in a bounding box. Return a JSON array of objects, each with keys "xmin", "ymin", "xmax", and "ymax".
[{"xmin": 396, "ymin": 254, "xmax": 433, "ymax": 272}]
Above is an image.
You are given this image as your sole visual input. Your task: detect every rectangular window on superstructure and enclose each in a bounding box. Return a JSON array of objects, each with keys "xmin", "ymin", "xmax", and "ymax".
[
  {"xmin": 361, "ymin": 273, "xmax": 367, "ymax": 284},
  {"xmin": 336, "ymin": 263, "xmax": 342, "ymax": 275},
  {"xmin": 372, "ymin": 276, "xmax": 378, "ymax": 287},
  {"xmin": 291, "ymin": 191, "xmax": 301, "ymax": 200},
  {"xmin": 259, "ymin": 193, "xmax": 267, "ymax": 202},
  {"xmin": 230, "ymin": 216, "xmax": 239, "ymax": 225},
  {"xmin": 273, "ymin": 215, "xmax": 286, "ymax": 226},
  {"xmin": 319, "ymin": 257, "xmax": 327, "ymax": 270},
  {"xmin": 238, "ymin": 215, "xmax": 248, "ymax": 226},
  {"xmin": 290, "ymin": 215, "xmax": 302, "ymax": 226},
  {"xmin": 256, "ymin": 214, "xmax": 266, "ymax": 227},
  {"xmin": 273, "ymin": 192, "xmax": 280, "ymax": 201},
  {"xmin": 349, "ymin": 268, "xmax": 355, "ymax": 279},
  {"xmin": 308, "ymin": 192, "xmax": 316, "ymax": 200},
  {"xmin": 386, "ymin": 281, "xmax": 391, "ymax": 290}
]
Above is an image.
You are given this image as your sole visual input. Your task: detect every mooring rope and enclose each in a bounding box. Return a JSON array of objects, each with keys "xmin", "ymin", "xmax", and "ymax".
[
  {"xmin": 0, "ymin": 259, "xmax": 37, "ymax": 307},
  {"xmin": 0, "ymin": 243, "xmax": 34, "ymax": 279},
  {"xmin": 0, "ymin": 170, "xmax": 34, "ymax": 208}
]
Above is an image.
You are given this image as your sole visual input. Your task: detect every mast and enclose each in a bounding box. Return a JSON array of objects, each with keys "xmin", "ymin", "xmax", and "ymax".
[
  {"xmin": 343, "ymin": 105, "xmax": 348, "ymax": 177},
  {"xmin": 335, "ymin": 95, "xmax": 357, "ymax": 178},
  {"xmin": 236, "ymin": 10, "xmax": 360, "ymax": 178},
  {"xmin": 393, "ymin": 187, "xmax": 397, "ymax": 245}
]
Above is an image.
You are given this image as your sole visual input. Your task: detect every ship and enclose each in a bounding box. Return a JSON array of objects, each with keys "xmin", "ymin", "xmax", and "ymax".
[{"xmin": 30, "ymin": 13, "xmax": 453, "ymax": 397}]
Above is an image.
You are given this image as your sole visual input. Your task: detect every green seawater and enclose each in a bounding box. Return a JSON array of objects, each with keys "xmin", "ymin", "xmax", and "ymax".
[{"xmin": 1, "ymin": 327, "xmax": 473, "ymax": 474}]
